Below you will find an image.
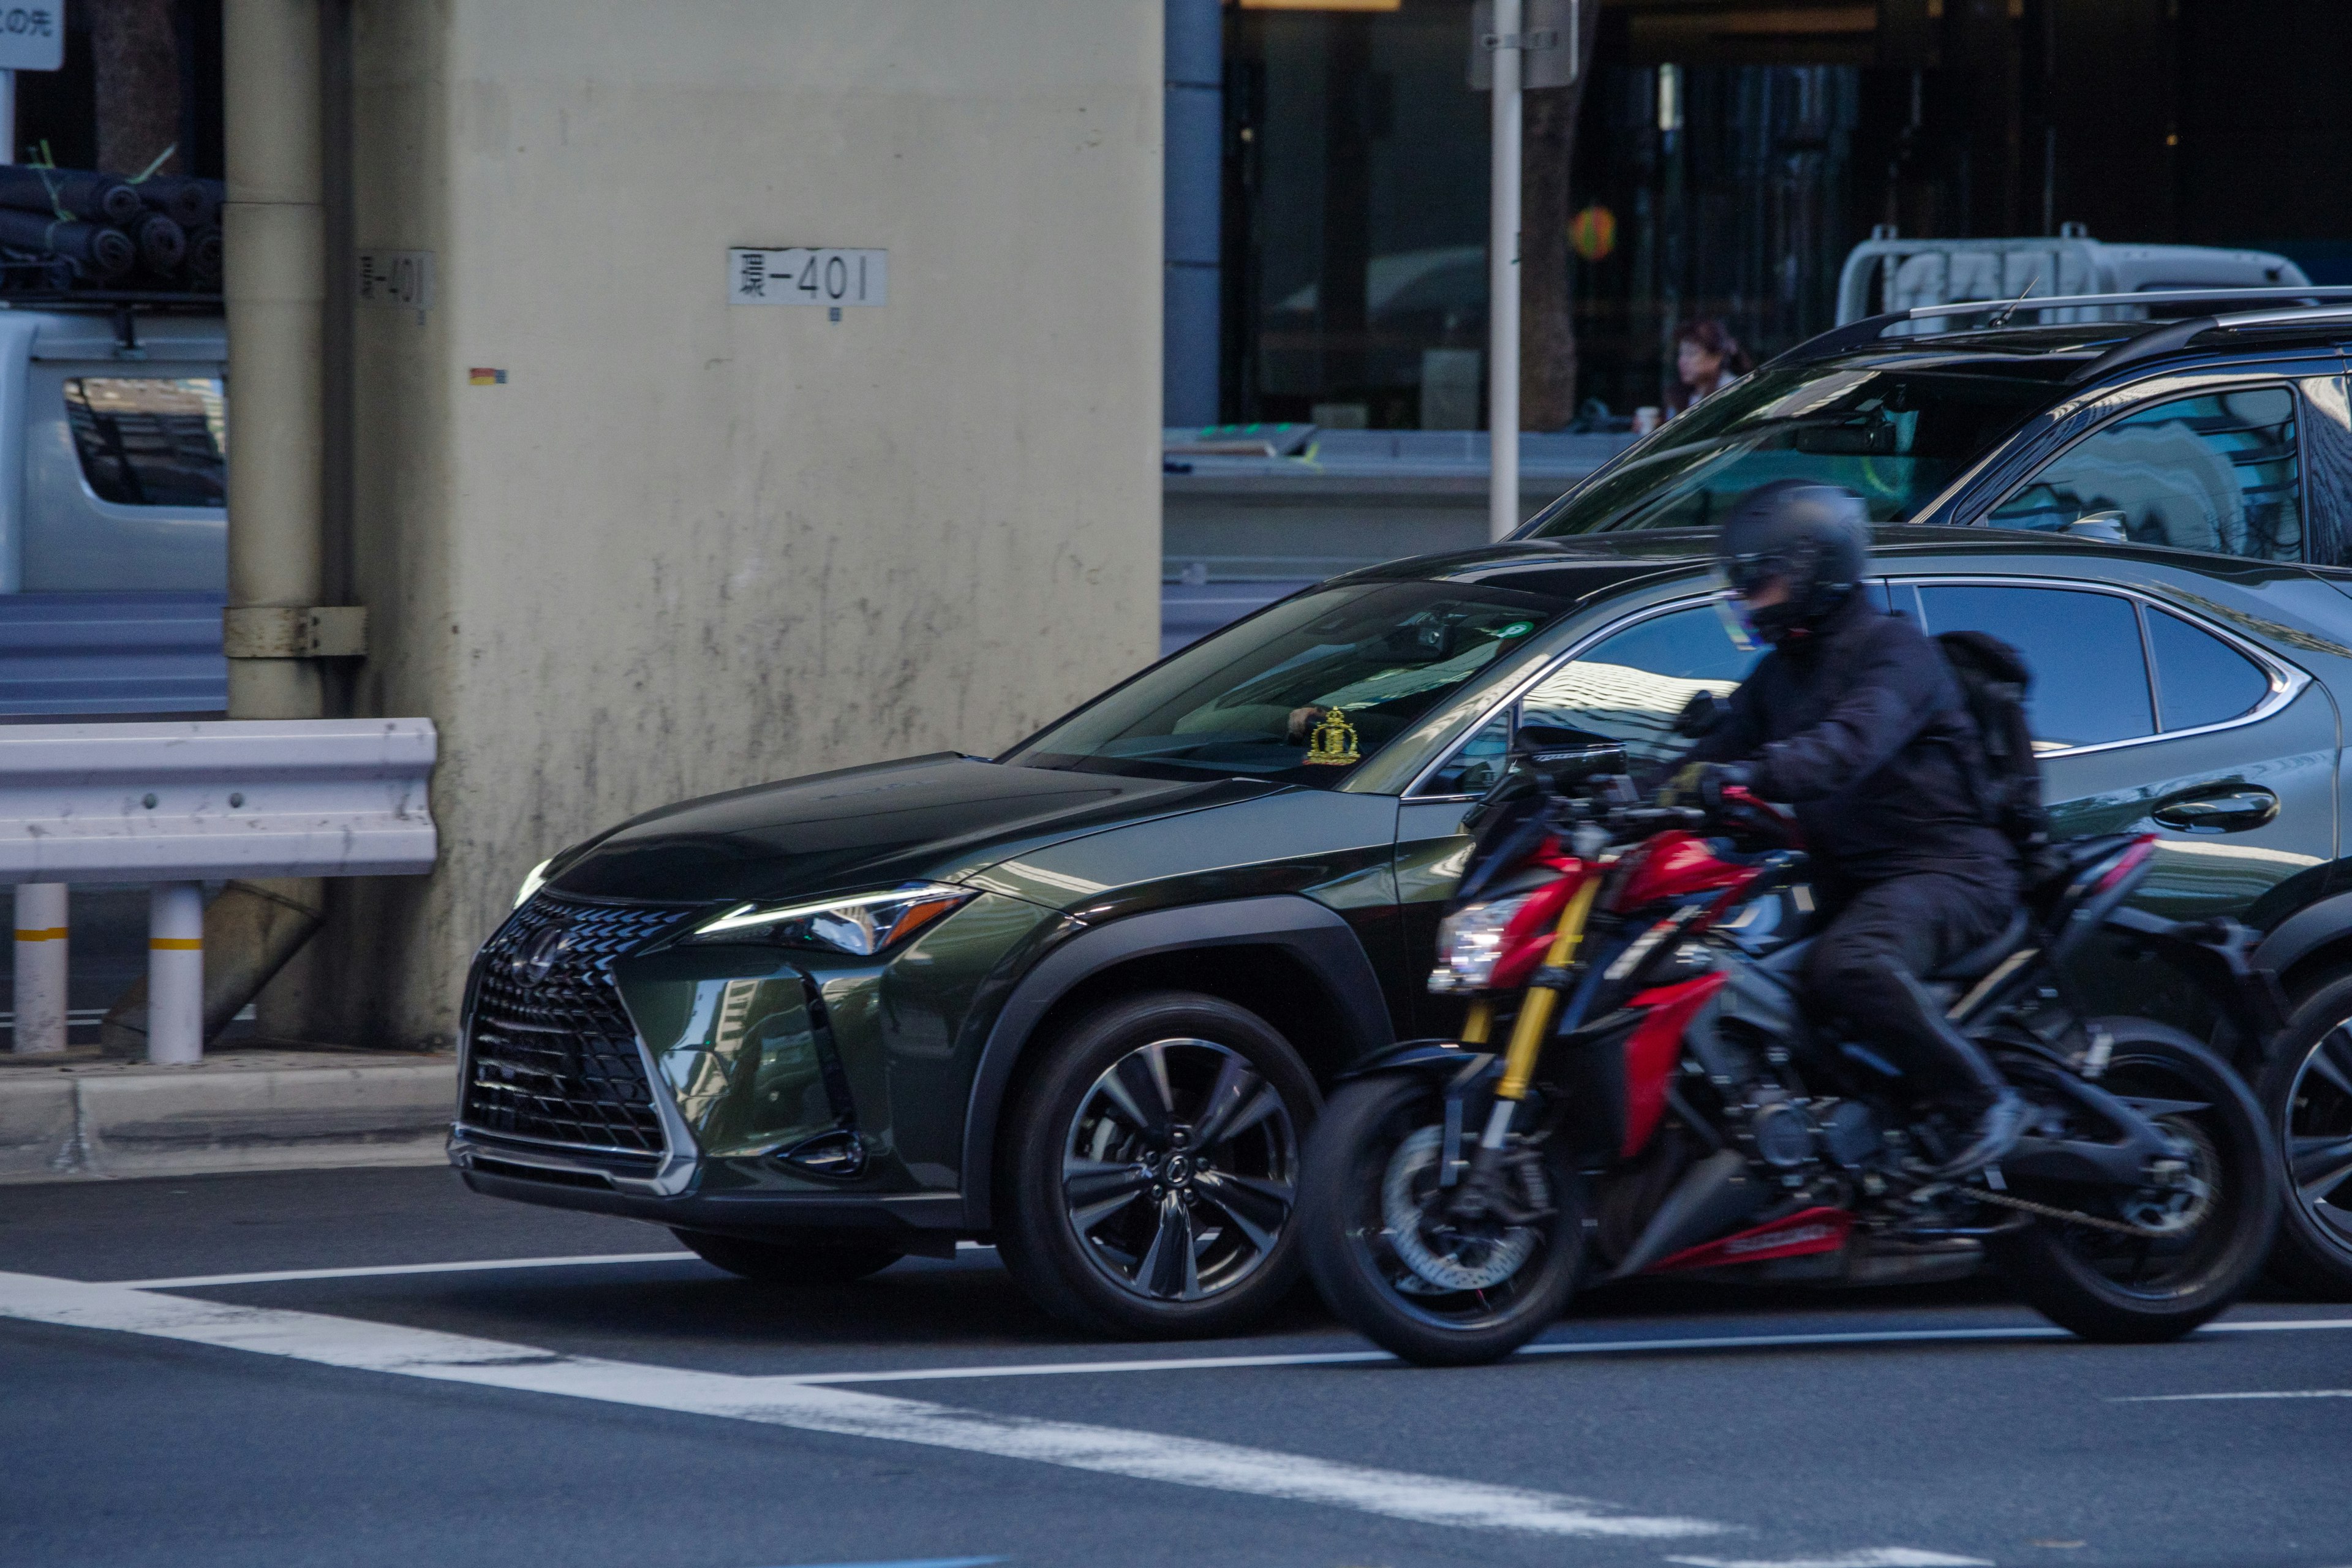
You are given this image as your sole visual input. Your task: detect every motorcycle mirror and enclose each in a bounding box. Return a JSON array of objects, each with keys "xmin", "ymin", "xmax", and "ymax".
[
  {"xmin": 1673, "ymin": 690, "xmax": 1725, "ymax": 739},
  {"xmin": 1513, "ymin": 723, "xmax": 1627, "ymax": 783}
]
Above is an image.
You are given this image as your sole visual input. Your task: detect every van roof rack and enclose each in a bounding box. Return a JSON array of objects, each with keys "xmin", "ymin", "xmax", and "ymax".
[{"xmin": 1779, "ymin": 285, "xmax": 2352, "ymax": 371}]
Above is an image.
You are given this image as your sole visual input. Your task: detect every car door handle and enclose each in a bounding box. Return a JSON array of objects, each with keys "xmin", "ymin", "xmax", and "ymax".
[{"xmin": 2150, "ymin": 786, "xmax": 2279, "ymax": 834}]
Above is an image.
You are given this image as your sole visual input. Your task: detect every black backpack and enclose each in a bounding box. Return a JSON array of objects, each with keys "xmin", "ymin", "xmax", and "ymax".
[{"xmin": 1934, "ymin": 629, "xmax": 2048, "ymax": 848}]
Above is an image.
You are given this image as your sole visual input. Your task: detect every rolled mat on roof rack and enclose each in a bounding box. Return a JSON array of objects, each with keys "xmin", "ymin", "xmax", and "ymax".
[
  {"xmin": 0, "ymin": 166, "xmax": 143, "ymax": 227},
  {"xmin": 0, "ymin": 209, "xmax": 134, "ymax": 278}
]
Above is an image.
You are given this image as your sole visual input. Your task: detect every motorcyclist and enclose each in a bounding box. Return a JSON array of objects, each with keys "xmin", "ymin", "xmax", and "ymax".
[{"xmin": 1678, "ymin": 478, "xmax": 2025, "ymax": 1178}]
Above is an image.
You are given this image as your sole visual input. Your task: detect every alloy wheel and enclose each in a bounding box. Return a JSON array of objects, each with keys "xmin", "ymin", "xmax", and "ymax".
[
  {"xmin": 1058, "ymin": 1037, "xmax": 1299, "ymax": 1303},
  {"xmin": 2284, "ymin": 1019, "xmax": 2352, "ymax": 1266}
]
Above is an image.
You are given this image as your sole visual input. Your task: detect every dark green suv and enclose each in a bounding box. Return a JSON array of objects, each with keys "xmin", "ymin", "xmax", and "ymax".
[{"xmin": 455, "ymin": 299, "xmax": 2352, "ymax": 1333}]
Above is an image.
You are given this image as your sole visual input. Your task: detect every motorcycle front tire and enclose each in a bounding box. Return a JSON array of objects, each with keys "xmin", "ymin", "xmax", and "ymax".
[
  {"xmin": 1300, "ymin": 1072, "xmax": 1584, "ymax": 1368},
  {"xmin": 1986, "ymin": 1020, "xmax": 2279, "ymax": 1343}
]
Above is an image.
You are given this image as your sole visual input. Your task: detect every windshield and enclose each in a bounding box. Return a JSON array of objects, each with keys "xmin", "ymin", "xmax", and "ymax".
[
  {"xmin": 1006, "ymin": 582, "xmax": 1566, "ymax": 788},
  {"xmin": 1526, "ymin": 360, "xmax": 2059, "ymax": 536}
]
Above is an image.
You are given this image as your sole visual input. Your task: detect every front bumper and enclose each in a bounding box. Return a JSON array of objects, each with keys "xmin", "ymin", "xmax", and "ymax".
[
  {"xmin": 446, "ymin": 1123, "xmax": 965, "ymax": 1247},
  {"xmin": 451, "ymin": 888, "xmax": 1058, "ymax": 1242}
]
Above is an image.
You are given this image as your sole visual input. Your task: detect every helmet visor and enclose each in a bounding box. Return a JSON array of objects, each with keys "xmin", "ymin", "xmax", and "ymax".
[
  {"xmin": 1708, "ymin": 579, "xmax": 1765, "ymax": 653},
  {"xmin": 1719, "ymin": 549, "xmax": 1790, "ymax": 601}
]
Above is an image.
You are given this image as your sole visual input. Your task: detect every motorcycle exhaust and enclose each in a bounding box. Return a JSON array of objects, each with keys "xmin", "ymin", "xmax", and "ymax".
[{"xmin": 1605, "ymin": 1149, "xmax": 1773, "ymax": 1280}]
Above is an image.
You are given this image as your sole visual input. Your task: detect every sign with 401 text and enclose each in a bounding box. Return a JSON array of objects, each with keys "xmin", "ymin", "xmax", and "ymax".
[{"xmin": 729, "ymin": 248, "xmax": 888, "ymax": 307}]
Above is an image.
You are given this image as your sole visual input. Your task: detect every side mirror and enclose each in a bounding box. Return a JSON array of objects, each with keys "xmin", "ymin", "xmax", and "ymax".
[
  {"xmin": 2064, "ymin": 510, "xmax": 2128, "ymax": 543},
  {"xmin": 1674, "ymin": 690, "xmax": 1725, "ymax": 739}
]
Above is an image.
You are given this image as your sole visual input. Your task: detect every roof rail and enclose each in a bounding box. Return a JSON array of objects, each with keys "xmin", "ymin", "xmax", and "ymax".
[
  {"xmin": 1905, "ymin": 285, "xmax": 2352, "ymax": 319},
  {"xmin": 1773, "ymin": 285, "xmax": 2352, "ymax": 372}
]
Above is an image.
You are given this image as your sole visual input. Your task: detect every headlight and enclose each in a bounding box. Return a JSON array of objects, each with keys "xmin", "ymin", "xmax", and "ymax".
[
  {"xmin": 687, "ymin": 882, "xmax": 977, "ymax": 956},
  {"xmin": 1430, "ymin": 892, "xmax": 1537, "ymax": 993},
  {"xmin": 513, "ymin": 857, "xmax": 553, "ymax": 909}
]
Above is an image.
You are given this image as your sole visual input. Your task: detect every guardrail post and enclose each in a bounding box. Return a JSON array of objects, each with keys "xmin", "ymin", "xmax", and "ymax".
[
  {"xmin": 148, "ymin": 883, "xmax": 205, "ymax": 1066},
  {"xmin": 12, "ymin": 882, "xmax": 67, "ymax": 1055}
]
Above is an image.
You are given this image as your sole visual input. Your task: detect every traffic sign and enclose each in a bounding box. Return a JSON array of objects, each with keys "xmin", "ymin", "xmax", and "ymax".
[{"xmin": 0, "ymin": 4, "xmax": 64, "ymax": 73}]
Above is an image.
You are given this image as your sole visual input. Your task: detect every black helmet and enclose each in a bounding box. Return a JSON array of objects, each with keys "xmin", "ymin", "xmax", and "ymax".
[{"xmin": 1714, "ymin": 479, "xmax": 1869, "ymax": 644}]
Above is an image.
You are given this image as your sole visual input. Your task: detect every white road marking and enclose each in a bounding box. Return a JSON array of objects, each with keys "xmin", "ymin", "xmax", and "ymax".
[
  {"xmin": 1667, "ymin": 1553, "xmax": 1993, "ymax": 1568},
  {"xmin": 788, "ymin": 1317, "xmax": 2352, "ymax": 1386},
  {"xmin": 2111, "ymin": 1388, "xmax": 2352, "ymax": 1403},
  {"xmin": 118, "ymin": 1245, "xmax": 999, "ymax": 1290},
  {"xmin": 116, "ymin": 1252, "xmax": 701, "ymax": 1289},
  {"xmin": 0, "ymin": 1270, "xmax": 1722, "ymax": 1542}
]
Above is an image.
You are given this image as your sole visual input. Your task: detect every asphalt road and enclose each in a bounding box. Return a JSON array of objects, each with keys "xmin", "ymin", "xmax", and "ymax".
[{"xmin": 3, "ymin": 1167, "xmax": 2348, "ymax": 1568}]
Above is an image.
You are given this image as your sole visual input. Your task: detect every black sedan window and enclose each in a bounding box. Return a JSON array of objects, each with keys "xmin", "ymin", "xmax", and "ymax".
[
  {"xmin": 1525, "ymin": 360, "xmax": 2054, "ymax": 535},
  {"xmin": 1006, "ymin": 582, "xmax": 1564, "ymax": 788},
  {"xmin": 1985, "ymin": 387, "xmax": 2302, "ymax": 560}
]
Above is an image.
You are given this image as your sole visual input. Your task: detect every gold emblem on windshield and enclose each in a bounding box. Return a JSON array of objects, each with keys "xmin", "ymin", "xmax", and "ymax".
[{"xmin": 1303, "ymin": 706, "xmax": 1361, "ymax": 766}]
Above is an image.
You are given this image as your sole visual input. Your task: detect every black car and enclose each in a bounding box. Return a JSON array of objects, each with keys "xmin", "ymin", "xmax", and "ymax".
[{"xmin": 454, "ymin": 292, "xmax": 2352, "ymax": 1333}]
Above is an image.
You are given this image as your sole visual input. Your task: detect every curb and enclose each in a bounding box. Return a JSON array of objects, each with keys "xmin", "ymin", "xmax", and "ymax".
[{"xmin": 0, "ymin": 1054, "xmax": 456, "ymax": 1182}]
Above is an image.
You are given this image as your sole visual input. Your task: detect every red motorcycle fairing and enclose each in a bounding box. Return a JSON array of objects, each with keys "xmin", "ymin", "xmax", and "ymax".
[
  {"xmin": 1488, "ymin": 864, "xmax": 1590, "ymax": 992},
  {"xmin": 1618, "ymin": 971, "xmax": 1725, "ymax": 1159},
  {"xmin": 1613, "ymin": 830, "xmax": 1750, "ymax": 911},
  {"xmin": 1648, "ymin": 1205, "xmax": 1856, "ymax": 1273}
]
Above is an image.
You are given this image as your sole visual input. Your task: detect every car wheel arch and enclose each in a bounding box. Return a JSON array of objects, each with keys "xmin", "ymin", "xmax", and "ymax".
[
  {"xmin": 2255, "ymin": 887, "xmax": 2352, "ymax": 1016},
  {"xmin": 957, "ymin": 894, "xmax": 1395, "ymax": 1232}
]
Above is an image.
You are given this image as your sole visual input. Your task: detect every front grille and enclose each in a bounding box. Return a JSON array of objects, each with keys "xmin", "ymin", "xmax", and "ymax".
[{"xmin": 461, "ymin": 895, "xmax": 699, "ymax": 1159}]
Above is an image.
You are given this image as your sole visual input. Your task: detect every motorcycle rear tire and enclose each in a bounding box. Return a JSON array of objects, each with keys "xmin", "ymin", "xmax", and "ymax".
[
  {"xmin": 1985, "ymin": 1021, "xmax": 2278, "ymax": 1343},
  {"xmin": 1300, "ymin": 1073, "xmax": 1583, "ymax": 1368}
]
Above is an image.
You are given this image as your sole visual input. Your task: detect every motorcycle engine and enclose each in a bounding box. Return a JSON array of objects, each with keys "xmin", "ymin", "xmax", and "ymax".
[
  {"xmin": 1817, "ymin": 1099, "xmax": 1882, "ymax": 1169},
  {"xmin": 1746, "ymin": 1089, "xmax": 1817, "ymax": 1169}
]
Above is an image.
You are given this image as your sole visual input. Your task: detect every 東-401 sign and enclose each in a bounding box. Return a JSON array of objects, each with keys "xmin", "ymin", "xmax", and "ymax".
[{"xmin": 729, "ymin": 248, "xmax": 887, "ymax": 307}]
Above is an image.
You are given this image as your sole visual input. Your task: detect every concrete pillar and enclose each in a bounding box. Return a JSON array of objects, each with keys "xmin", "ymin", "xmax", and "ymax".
[
  {"xmin": 1164, "ymin": 0, "xmax": 1223, "ymax": 429},
  {"xmin": 148, "ymin": 883, "xmax": 205, "ymax": 1066},
  {"xmin": 12, "ymin": 883, "xmax": 67, "ymax": 1055},
  {"xmin": 222, "ymin": 0, "xmax": 327, "ymax": 722}
]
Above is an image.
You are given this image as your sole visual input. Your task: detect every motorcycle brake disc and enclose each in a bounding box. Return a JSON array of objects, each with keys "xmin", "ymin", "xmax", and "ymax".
[{"xmin": 1381, "ymin": 1126, "xmax": 1537, "ymax": 1292}]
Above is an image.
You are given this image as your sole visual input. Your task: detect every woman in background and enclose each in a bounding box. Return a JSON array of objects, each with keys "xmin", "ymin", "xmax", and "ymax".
[{"xmin": 1666, "ymin": 318, "xmax": 1752, "ymax": 417}]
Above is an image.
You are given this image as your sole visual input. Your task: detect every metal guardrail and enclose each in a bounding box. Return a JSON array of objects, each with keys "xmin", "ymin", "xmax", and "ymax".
[
  {"xmin": 0, "ymin": 592, "xmax": 227, "ymax": 717},
  {"xmin": 0, "ymin": 718, "xmax": 437, "ymax": 1065}
]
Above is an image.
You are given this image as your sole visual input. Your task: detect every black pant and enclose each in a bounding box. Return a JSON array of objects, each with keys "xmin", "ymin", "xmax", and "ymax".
[{"xmin": 1802, "ymin": 869, "xmax": 2015, "ymax": 1103}]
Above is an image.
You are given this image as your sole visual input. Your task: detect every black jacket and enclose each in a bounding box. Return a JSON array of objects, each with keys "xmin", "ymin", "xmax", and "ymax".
[{"xmin": 1686, "ymin": 594, "xmax": 2014, "ymax": 887}]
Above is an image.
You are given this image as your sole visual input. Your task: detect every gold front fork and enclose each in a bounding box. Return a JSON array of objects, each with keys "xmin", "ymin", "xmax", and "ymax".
[{"xmin": 1494, "ymin": 873, "xmax": 1602, "ymax": 1102}]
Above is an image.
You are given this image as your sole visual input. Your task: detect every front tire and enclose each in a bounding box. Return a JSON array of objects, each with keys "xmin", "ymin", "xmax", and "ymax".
[
  {"xmin": 2258, "ymin": 976, "xmax": 2352, "ymax": 1298},
  {"xmin": 669, "ymin": 1228, "xmax": 905, "ymax": 1284},
  {"xmin": 1987, "ymin": 1022, "xmax": 2278, "ymax": 1342},
  {"xmin": 1299, "ymin": 1074, "xmax": 1583, "ymax": 1367},
  {"xmin": 995, "ymin": 992, "xmax": 1317, "ymax": 1338}
]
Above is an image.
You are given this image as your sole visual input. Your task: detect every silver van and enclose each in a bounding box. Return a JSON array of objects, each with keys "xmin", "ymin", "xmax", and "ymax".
[{"xmin": 0, "ymin": 308, "xmax": 227, "ymax": 715}]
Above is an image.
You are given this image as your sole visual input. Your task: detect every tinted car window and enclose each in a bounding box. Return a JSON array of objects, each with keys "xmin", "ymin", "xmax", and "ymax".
[
  {"xmin": 65, "ymin": 377, "xmax": 227, "ymax": 507},
  {"xmin": 2148, "ymin": 608, "xmax": 2271, "ymax": 730},
  {"xmin": 1525, "ymin": 361, "xmax": 2056, "ymax": 535},
  {"xmin": 1514, "ymin": 603, "xmax": 1761, "ymax": 779},
  {"xmin": 1417, "ymin": 711, "xmax": 1512, "ymax": 797},
  {"xmin": 1986, "ymin": 386, "xmax": 2302, "ymax": 560},
  {"xmin": 1008, "ymin": 582, "xmax": 1562, "ymax": 788},
  {"xmin": 1913, "ymin": 584, "xmax": 2153, "ymax": 750}
]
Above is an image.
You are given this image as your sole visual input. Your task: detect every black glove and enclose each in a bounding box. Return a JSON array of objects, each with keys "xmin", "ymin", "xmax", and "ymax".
[{"xmin": 1680, "ymin": 760, "xmax": 1752, "ymax": 812}]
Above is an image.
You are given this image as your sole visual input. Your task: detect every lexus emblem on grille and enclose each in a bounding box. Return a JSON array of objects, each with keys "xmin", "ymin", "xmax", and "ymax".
[{"xmin": 511, "ymin": 924, "xmax": 571, "ymax": 986}]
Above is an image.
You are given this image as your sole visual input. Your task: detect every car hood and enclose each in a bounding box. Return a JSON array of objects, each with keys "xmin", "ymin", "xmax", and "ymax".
[{"xmin": 547, "ymin": 753, "xmax": 1279, "ymax": 905}]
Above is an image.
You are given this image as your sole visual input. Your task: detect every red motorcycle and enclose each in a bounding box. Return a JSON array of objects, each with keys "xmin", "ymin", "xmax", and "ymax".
[{"xmin": 1298, "ymin": 729, "xmax": 2283, "ymax": 1366}]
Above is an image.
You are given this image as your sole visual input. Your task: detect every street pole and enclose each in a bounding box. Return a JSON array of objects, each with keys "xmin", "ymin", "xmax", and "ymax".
[
  {"xmin": 1487, "ymin": 0, "xmax": 1522, "ymax": 543},
  {"xmin": 0, "ymin": 71, "xmax": 14, "ymax": 164}
]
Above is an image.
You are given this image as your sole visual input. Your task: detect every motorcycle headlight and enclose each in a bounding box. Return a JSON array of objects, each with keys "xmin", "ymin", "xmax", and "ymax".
[
  {"xmin": 686, "ymin": 882, "xmax": 978, "ymax": 957},
  {"xmin": 513, "ymin": 857, "xmax": 554, "ymax": 910},
  {"xmin": 1430, "ymin": 892, "xmax": 1537, "ymax": 993}
]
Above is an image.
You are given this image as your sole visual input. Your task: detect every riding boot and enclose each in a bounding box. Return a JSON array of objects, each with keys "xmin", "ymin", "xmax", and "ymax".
[{"xmin": 1883, "ymin": 971, "xmax": 2024, "ymax": 1180}]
